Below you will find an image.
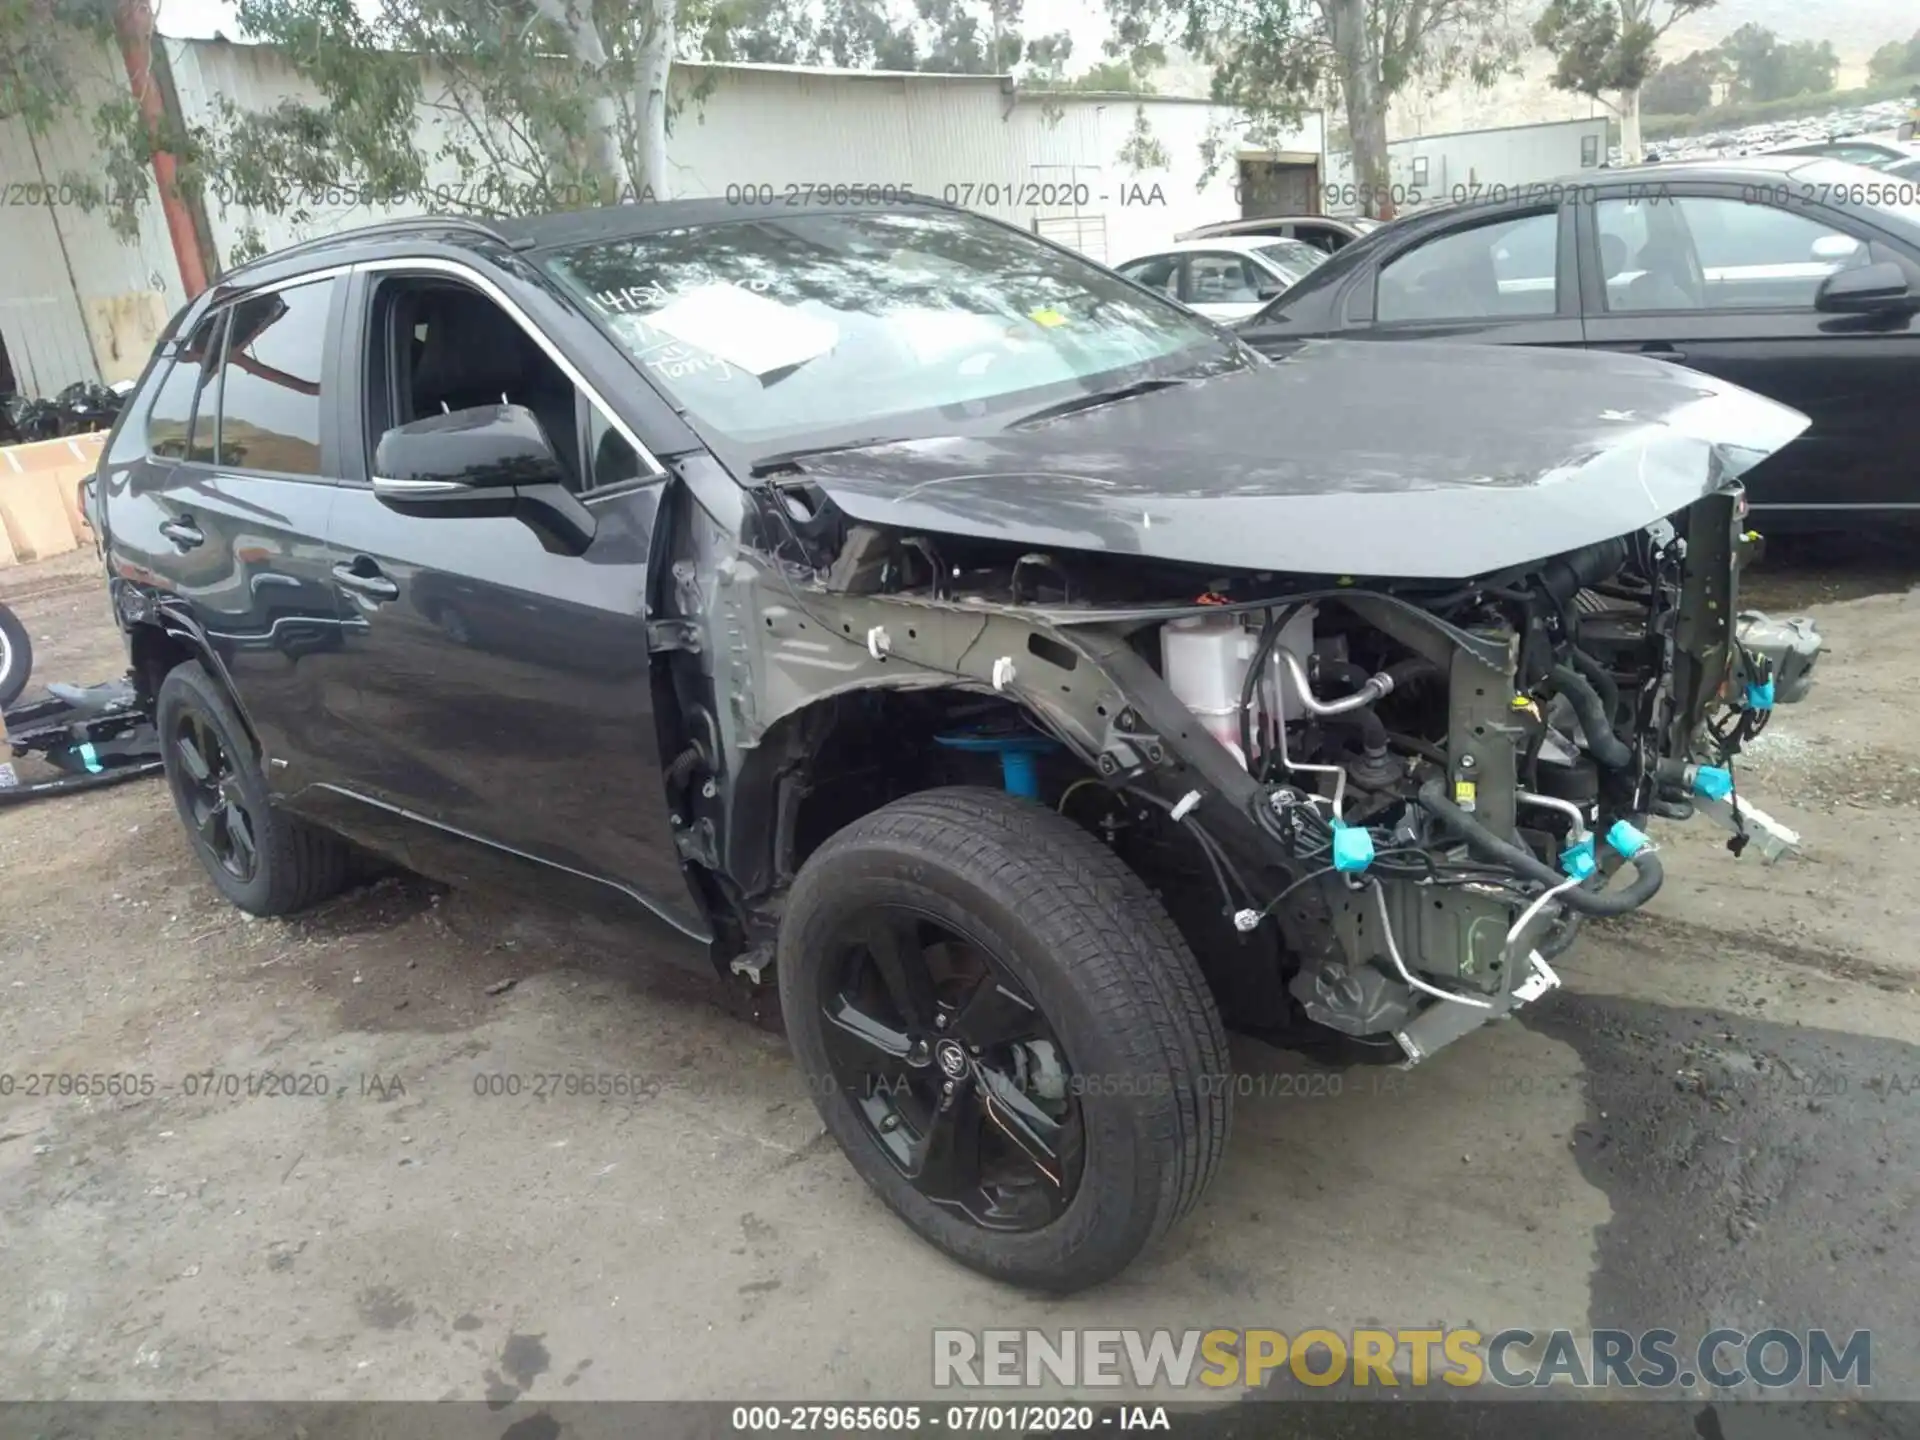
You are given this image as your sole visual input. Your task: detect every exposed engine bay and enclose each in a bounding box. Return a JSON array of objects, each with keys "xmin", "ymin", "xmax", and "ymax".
[{"xmin": 670, "ymin": 470, "xmax": 1822, "ymax": 1066}]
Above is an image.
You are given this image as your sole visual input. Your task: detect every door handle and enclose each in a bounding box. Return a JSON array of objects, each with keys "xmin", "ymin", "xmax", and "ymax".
[
  {"xmin": 1639, "ymin": 343, "xmax": 1688, "ymax": 363},
  {"xmin": 159, "ymin": 518, "xmax": 204, "ymax": 549},
  {"xmin": 332, "ymin": 560, "xmax": 400, "ymax": 601}
]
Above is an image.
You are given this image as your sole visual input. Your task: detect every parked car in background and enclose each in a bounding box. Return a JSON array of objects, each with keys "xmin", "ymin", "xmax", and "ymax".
[
  {"xmin": 1175, "ymin": 214, "xmax": 1381, "ymax": 253},
  {"xmin": 1770, "ymin": 138, "xmax": 1920, "ymax": 181},
  {"xmin": 1236, "ymin": 156, "xmax": 1920, "ymax": 531},
  {"xmin": 1114, "ymin": 236, "xmax": 1328, "ymax": 320}
]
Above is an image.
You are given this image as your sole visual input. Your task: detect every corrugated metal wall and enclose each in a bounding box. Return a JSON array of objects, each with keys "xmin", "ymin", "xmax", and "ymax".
[
  {"xmin": 0, "ymin": 36, "xmax": 186, "ymax": 397},
  {"xmin": 165, "ymin": 39, "xmax": 1320, "ymax": 272}
]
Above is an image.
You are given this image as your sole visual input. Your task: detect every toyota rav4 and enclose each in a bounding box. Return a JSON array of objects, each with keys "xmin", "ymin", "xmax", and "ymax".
[{"xmin": 88, "ymin": 196, "xmax": 1820, "ymax": 1292}]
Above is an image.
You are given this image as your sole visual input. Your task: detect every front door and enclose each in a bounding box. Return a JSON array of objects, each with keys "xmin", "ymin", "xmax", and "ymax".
[
  {"xmin": 1354, "ymin": 205, "xmax": 1588, "ymax": 348},
  {"xmin": 1581, "ymin": 188, "xmax": 1920, "ymax": 520},
  {"xmin": 315, "ymin": 267, "xmax": 707, "ymax": 940}
]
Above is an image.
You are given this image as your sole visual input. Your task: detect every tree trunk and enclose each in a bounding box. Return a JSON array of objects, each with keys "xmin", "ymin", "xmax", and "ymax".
[
  {"xmin": 1618, "ymin": 84, "xmax": 1643, "ymax": 163},
  {"xmin": 529, "ymin": 0, "xmax": 636, "ymax": 204},
  {"xmin": 1324, "ymin": 0, "xmax": 1393, "ymax": 220},
  {"xmin": 632, "ymin": 0, "xmax": 674, "ymax": 200}
]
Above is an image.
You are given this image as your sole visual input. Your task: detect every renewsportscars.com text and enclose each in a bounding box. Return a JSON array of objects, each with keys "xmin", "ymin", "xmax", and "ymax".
[{"xmin": 932, "ymin": 1327, "xmax": 1871, "ymax": 1391}]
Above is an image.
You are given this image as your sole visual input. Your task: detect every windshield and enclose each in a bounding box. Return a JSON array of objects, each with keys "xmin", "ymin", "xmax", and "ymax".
[
  {"xmin": 540, "ymin": 209, "xmax": 1238, "ymax": 454},
  {"xmin": 1254, "ymin": 239, "xmax": 1327, "ymax": 282}
]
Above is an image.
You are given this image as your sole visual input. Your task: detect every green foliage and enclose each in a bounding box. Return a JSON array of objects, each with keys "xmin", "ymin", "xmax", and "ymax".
[
  {"xmin": 1115, "ymin": 103, "xmax": 1170, "ymax": 169},
  {"xmin": 0, "ymin": 0, "xmax": 116, "ymax": 127},
  {"xmin": 0, "ymin": 0, "xmax": 217, "ymax": 240},
  {"xmin": 1642, "ymin": 74, "xmax": 1919, "ymax": 140},
  {"xmin": 1866, "ymin": 32, "xmax": 1920, "ymax": 85},
  {"xmin": 1533, "ymin": 0, "xmax": 1715, "ymax": 104},
  {"xmin": 1104, "ymin": 0, "xmax": 1516, "ymax": 192},
  {"xmin": 1640, "ymin": 46, "xmax": 1721, "ymax": 114},
  {"xmin": 1716, "ymin": 23, "xmax": 1837, "ymax": 104}
]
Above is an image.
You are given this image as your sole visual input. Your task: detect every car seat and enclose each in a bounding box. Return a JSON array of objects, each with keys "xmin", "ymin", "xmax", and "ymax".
[{"xmin": 410, "ymin": 291, "xmax": 582, "ymax": 488}]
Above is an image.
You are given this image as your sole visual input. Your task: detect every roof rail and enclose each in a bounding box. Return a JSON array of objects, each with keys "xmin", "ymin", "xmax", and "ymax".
[{"xmin": 215, "ymin": 214, "xmax": 513, "ymax": 286}]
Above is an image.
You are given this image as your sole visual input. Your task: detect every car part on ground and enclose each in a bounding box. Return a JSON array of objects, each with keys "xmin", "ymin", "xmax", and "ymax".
[{"xmin": 0, "ymin": 675, "xmax": 163, "ymax": 806}]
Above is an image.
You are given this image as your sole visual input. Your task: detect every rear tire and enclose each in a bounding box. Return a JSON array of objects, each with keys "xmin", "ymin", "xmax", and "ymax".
[
  {"xmin": 156, "ymin": 661, "xmax": 351, "ymax": 916},
  {"xmin": 778, "ymin": 786, "xmax": 1231, "ymax": 1292},
  {"xmin": 0, "ymin": 602, "xmax": 32, "ymax": 709}
]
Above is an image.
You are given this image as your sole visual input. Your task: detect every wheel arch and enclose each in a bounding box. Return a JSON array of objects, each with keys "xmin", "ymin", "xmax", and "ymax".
[{"xmin": 131, "ymin": 606, "xmax": 263, "ymax": 754}]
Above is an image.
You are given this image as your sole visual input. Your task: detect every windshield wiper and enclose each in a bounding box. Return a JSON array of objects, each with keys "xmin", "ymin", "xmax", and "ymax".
[
  {"xmin": 1012, "ymin": 376, "xmax": 1192, "ymax": 427},
  {"xmin": 748, "ymin": 436, "xmax": 910, "ymax": 478}
]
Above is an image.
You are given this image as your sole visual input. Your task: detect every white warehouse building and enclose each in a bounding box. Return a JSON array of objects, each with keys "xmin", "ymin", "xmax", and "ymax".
[
  {"xmin": 1326, "ymin": 116, "xmax": 1610, "ymax": 215},
  {"xmin": 0, "ymin": 34, "xmax": 1326, "ymax": 397}
]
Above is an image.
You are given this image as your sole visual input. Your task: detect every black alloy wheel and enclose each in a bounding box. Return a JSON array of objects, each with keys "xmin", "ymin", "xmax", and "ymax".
[
  {"xmin": 818, "ymin": 905, "xmax": 1084, "ymax": 1232},
  {"xmin": 779, "ymin": 787, "xmax": 1231, "ymax": 1292},
  {"xmin": 169, "ymin": 707, "xmax": 260, "ymax": 884},
  {"xmin": 155, "ymin": 660, "xmax": 351, "ymax": 916}
]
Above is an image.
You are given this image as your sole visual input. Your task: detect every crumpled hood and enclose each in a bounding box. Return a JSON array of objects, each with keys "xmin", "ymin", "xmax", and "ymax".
[{"xmin": 783, "ymin": 339, "xmax": 1810, "ymax": 580}]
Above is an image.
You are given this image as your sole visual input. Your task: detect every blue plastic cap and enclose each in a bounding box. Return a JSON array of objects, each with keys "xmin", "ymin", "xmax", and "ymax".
[
  {"xmin": 1693, "ymin": 765, "xmax": 1733, "ymax": 801},
  {"xmin": 1330, "ymin": 821, "xmax": 1375, "ymax": 874},
  {"xmin": 1745, "ymin": 679, "xmax": 1775, "ymax": 711},
  {"xmin": 1560, "ymin": 836, "xmax": 1597, "ymax": 880},
  {"xmin": 1606, "ymin": 819, "xmax": 1651, "ymax": 859}
]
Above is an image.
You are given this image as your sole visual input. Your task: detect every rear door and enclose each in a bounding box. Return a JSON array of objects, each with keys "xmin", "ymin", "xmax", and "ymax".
[
  {"xmin": 1579, "ymin": 186, "xmax": 1920, "ymax": 518},
  {"xmin": 314, "ymin": 262, "xmax": 708, "ymax": 939},
  {"xmin": 105, "ymin": 276, "xmax": 350, "ymax": 784}
]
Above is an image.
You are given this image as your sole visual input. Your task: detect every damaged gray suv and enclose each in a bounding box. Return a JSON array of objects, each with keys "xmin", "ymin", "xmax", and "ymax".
[{"xmin": 91, "ymin": 196, "xmax": 1822, "ymax": 1292}]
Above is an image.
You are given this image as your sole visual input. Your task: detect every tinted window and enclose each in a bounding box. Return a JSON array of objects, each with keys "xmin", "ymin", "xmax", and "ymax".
[
  {"xmin": 1377, "ymin": 210, "xmax": 1558, "ymax": 323},
  {"xmin": 214, "ymin": 279, "xmax": 333, "ymax": 475},
  {"xmin": 1119, "ymin": 256, "xmax": 1180, "ymax": 295},
  {"xmin": 1598, "ymin": 196, "xmax": 1868, "ymax": 312},
  {"xmin": 541, "ymin": 208, "xmax": 1232, "ymax": 452},
  {"xmin": 147, "ymin": 312, "xmax": 224, "ymax": 462}
]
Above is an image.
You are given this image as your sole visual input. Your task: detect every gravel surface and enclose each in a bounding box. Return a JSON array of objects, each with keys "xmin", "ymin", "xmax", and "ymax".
[{"xmin": 2, "ymin": 538, "xmax": 1917, "ymax": 1418}]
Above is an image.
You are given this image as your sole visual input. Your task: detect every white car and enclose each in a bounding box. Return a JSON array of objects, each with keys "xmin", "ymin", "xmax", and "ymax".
[{"xmin": 1113, "ymin": 236, "xmax": 1329, "ymax": 322}]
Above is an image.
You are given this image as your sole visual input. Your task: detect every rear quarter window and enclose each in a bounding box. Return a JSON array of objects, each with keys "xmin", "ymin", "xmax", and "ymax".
[{"xmin": 147, "ymin": 312, "xmax": 225, "ymax": 463}]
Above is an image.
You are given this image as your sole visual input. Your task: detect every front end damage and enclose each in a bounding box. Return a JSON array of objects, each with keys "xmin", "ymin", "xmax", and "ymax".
[{"xmin": 657, "ymin": 366, "xmax": 1823, "ymax": 1065}]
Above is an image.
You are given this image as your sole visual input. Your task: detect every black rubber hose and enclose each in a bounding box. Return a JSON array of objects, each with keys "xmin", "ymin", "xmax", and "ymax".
[
  {"xmin": 1540, "ymin": 537, "xmax": 1630, "ymax": 606},
  {"xmin": 663, "ymin": 743, "xmax": 704, "ymax": 793},
  {"xmin": 1568, "ymin": 645, "xmax": 1621, "ymax": 728},
  {"xmin": 1537, "ymin": 909, "xmax": 1584, "ymax": 960},
  {"xmin": 1416, "ymin": 776, "xmax": 1664, "ymax": 917},
  {"xmin": 1550, "ymin": 664, "xmax": 1632, "ymax": 770}
]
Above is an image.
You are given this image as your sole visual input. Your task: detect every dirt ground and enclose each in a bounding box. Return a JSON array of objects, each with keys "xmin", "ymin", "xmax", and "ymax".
[{"xmin": 2, "ymin": 537, "xmax": 1918, "ymax": 1414}]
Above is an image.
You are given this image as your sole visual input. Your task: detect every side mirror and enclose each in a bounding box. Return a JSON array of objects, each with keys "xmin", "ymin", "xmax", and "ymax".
[
  {"xmin": 372, "ymin": 403, "xmax": 595, "ymax": 555},
  {"xmin": 1814, "ymin": 260, "xmax": 1916, "ymax": 316}
]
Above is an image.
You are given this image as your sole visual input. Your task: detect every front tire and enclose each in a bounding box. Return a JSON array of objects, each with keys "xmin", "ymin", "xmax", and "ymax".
[
  {"xmin": 156, "ymin": 661, "xmax": 350, "ymax": 916},
  {"xmin": 777, "ymin": 786, "xmax": 1231, "ymax": 1291}
]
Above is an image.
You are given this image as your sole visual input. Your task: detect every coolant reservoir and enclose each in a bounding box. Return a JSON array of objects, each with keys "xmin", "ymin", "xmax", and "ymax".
[
  {"xmin": 1162, "ymin": 607, "xmax": 1320, "ymax": 770},
  {"xmin": 1162, "ymin": 614, "xmax": 1254, "ymax": 766}
]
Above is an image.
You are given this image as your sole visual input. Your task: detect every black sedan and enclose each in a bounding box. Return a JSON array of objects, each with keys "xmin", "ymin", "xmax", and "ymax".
[{"xmin": 1235, "ymin": 156, "xmax": 1920, "ymax": 528}]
